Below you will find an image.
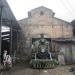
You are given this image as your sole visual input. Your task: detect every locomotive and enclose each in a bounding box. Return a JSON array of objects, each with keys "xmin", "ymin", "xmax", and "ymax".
[{"xmin": 30, "ymin": 37, "xmax": 58, "ymax": 69}]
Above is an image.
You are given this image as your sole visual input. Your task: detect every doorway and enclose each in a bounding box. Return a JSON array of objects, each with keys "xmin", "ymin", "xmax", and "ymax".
[{"xmin": 1, "ymin": 26, "xmax": 10, "ymax": 63}]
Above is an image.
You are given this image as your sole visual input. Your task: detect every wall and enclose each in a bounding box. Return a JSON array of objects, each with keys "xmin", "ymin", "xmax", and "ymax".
[{"xmin": 18, "ymin": 6, "xmax": 73, "ymax": 60}]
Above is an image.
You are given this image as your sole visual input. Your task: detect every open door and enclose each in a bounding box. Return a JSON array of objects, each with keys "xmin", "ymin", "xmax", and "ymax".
[{"xmin": 1, "ymin": 26, "xmax": 10, "ymax": 63}]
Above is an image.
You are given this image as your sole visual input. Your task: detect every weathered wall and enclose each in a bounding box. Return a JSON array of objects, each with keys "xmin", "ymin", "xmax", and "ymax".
[{"xmin": 18, "ymin": 6, "xmax": 73, "ymax": 59}]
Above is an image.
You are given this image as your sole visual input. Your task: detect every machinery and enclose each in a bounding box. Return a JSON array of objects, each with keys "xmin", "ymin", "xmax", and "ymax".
[{"xmin": 30, "ymin": 37, "xmax": 58, "ymax": 69}]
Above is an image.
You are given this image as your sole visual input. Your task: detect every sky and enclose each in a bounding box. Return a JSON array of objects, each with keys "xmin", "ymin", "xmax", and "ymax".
[{"xmin": 6, "ymin": 0, "xmax": 75, "ymax": 22}]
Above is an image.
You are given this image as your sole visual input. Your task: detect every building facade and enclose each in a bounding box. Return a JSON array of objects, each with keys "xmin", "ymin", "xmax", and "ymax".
[{"xmin": 18, "ymin": 6, "xmax": 75, "ymax": 64}]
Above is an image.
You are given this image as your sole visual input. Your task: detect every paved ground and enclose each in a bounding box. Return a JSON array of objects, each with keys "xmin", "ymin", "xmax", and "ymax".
[{"xmin": 0, "ymin": 64, "xmax": 74, "ymax": 75}]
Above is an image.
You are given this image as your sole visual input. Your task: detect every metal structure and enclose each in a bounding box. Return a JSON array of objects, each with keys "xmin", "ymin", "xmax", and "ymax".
[{"xmin": 0, "ymin": 0, "xmax": 21, "ymax": 63}]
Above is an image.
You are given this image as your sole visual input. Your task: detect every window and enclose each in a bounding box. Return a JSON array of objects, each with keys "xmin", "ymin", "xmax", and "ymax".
[{"xmin": 40, "ymin": 11, "xmax": 44, "ymax": 16}]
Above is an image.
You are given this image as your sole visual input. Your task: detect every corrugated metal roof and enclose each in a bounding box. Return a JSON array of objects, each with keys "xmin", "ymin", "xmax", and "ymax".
[
  {"xmin": 52, "ymin": 38, "xmax": 75, "ymax": 42},
  {"xmin": 0, "ymin": 0, "xmax": 16, "ymax": 20},
  {"xmin": 0, "ymin": 0, "xmax": 21, "ymax": 29}
]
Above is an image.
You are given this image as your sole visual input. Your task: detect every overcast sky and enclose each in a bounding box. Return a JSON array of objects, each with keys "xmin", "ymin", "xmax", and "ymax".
[{"xmin": 6, "ymin": 0, "xmax": 75, "ymax": 22}]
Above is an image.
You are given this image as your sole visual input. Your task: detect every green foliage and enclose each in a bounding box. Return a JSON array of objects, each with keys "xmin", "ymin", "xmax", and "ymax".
[{"xmin": 30, "ymin": 59, "xmax": 58, "ymax": 69}]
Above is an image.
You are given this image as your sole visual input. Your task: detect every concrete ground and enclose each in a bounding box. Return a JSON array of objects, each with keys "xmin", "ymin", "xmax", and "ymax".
[{"xmin": 0, "ymin": 64, "xmax": 74, "ymax": 75}]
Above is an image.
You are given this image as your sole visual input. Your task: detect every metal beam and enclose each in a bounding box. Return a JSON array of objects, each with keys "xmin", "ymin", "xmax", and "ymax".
[
  {"xmin": 0, "ymin": 5, "xmax": 3, "ymax": 62},
  {"xmin": 2, "ymin": 35, "xmax": 10, "ymax": 39},
  {"xmin": 10, "ymin": 21, "xmax": 12, "ymax": 55},
  {"xmin": 1, "ymin": 34, "xmax": 10, "ymax": 37},
  {"xmin": 2, "ymin": 31, "xmax": 10, "ymax": 35}
]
